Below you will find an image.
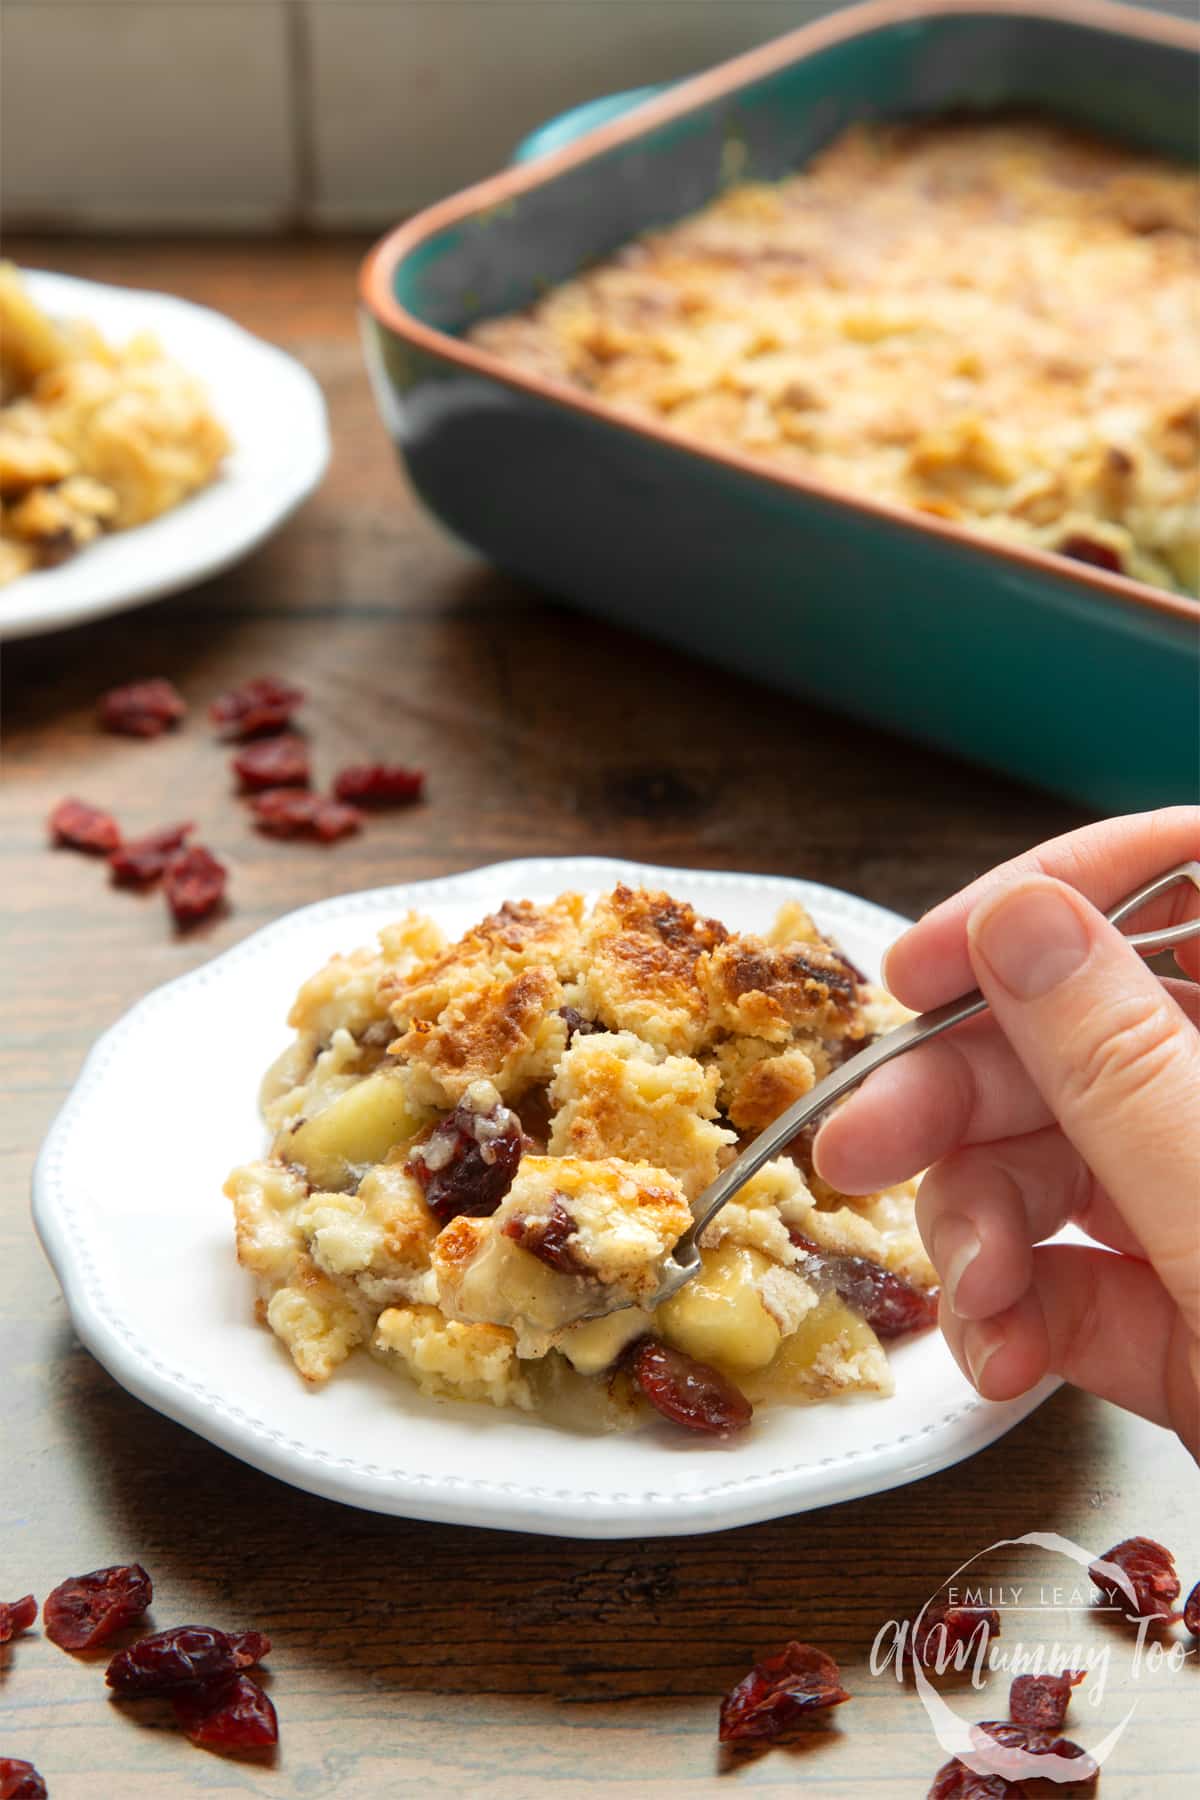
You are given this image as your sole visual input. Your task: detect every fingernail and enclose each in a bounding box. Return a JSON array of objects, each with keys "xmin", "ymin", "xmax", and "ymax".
[
  {"xmin": 932, "ymin": 1216, "xmax": 981, "ymax": 1317},
  {"xmin": 970, "ymin": 882, "xmax": 1091, "ymax": 1001},
  {"xmin": 963, "ymin": 1321, "xmax": 1004, "ymax": 1393}
]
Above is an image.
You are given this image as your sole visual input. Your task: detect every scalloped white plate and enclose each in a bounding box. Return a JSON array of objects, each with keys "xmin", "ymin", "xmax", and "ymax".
[
  {"xmin": 32, "ymin": 858, "xmax": 1057, "ymax": 1537},
  {"xmin": 0, "ymin": 271, "xmax": 329, "ymax": 641}
]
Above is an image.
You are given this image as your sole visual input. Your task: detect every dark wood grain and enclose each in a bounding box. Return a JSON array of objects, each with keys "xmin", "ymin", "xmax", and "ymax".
[{"xmin": 1, "ymin": 237, "xmax": 1194, "ymax": 1800}]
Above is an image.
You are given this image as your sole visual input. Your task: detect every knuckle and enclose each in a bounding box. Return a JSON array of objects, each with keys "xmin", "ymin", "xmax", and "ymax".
[{"xmin": 1058, "ymin": 991, "xmax": 1192, "ymax": 1117}]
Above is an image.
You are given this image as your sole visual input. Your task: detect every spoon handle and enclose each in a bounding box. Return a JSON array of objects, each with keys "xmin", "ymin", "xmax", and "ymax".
[{"xmin": 683, "ymin": 858, "xmax": 1200, "ymax": 1257}]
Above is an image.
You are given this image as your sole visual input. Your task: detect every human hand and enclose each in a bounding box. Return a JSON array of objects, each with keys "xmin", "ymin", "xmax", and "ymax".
[{"xmin": 814, "ymin": 808, "xmax": 1200, "ymax": 1456}]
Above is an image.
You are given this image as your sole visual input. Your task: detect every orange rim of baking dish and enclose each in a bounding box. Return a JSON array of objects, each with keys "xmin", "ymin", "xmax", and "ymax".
[{"xmin": 360, "ymin": 0, "xmax": 1200, "ymax": 631}]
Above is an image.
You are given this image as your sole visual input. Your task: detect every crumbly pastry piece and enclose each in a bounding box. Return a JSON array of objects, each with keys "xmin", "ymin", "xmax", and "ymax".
[
  {"xmin": 548, "ymin": 1030, "xmax": 735, "ymax": 1201},
  {"xmin": 226, "ymin": 886, "xmax": 938, "ymax": 1428},
  {"xmin": 571, "ymin": 884, "xmax": 729, "ymax": 1056},
  {"xmin": 468, "ymin": 119, "xmax": 1200, "ymax": 597},
  {"xmin": 373, "ymin": 1305, "xmax": 533, "ymax": 1410},
  {"xmin": 0, "ymin": 262, "xmax": 229, "ymax": 584},
  {"xmin": 432, "ymin": 1154, "xmax": 691, "ymax": 1355}
]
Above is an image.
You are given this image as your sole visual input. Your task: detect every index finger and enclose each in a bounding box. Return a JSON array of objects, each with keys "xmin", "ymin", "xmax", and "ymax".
[{"xmin": 883, "ymin": 807, "xmax": 1200, "ymax": 1010}]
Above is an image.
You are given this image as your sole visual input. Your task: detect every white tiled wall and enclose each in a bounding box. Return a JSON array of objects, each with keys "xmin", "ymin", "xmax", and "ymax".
[
  {"xmin": 2, "ymin": 2, "xmax": 296, "ymax": 229},
  {"xmin": 2, "ymin": 0, "xmax": 1194, "ymax": 231}
]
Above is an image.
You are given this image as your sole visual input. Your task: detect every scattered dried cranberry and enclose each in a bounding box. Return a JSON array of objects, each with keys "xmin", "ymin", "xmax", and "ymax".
[
  {"xmin": 229, "ymin": 1630, "xmax": 272, "ymax": 1667},
  {"xmin": 974, "ymin": 1720, "xmax": 1098, "ymax": 1784},
  {"xmin": 928, "ymin": 1761, "xmax": 1019, "ymax": 1798},
  {"xmin": 210, "ymin": 675, "xmax": 304, "ymax": 739},
  {"xmin": 0, "ymin": 1760, "xmax": 47, "ymax": 1800},
  {"xmin": 163, "ymin": 845, "xmax": 227, "ymax": 927},
  {"xmin": 503, "ymin": 1196, "xmax": 585, "ymax": 1272},
  {"xmin": 43, "ymin": 1563, "xmax": 152, "ymax": 1651},
  {"xmin": 1089, "ymin": 1536, "xmax": 1180, "ymax": 1620},
  {"xmin": 250, "ymin": 789, "xmax": 362, "ymax": 842},
  {"xmin": 106, "ymin": 1624, "xmax": 271, "ymax": 1697},
  {"xmin": 629, "ymin": 1339, "xmax": 753, "ymax": 1437},
  {"xmin": 171, "ymin": 1671, "xmax": 278, "ymax": 1750},
  {"xmin": 99, "ymin": 677, "xmax": 187, "ymax": 738},
  {"xmin": 332, "ymin": 763, "xmax": 425, "ymax": 806},
  {"xmin": 232, "ymin": 735, "xmax": 310, "ymax": 792},
  {"xmin": 718, "ymin": 1641, "xmax": 849, "ymax": 1744},
  {"xmin": 1059, "ymin": 533, "xmax": 1123, "ymax": 573},
  {"xmin": 909, "ymin": 1600, "xmax": 1000, "ymax": 1673},
  {"xmin": 409, "ymin": 1098, "xmax": 523, "ymax": 1224},
  {"xmin": 1009, "ymin": 1669, "xmax": 1085, "ymax": 1731},
  {"xmin": 0, "ymin": 1595, "xmax": 37, "ymax": 1643},
  {"xmin": 108, "ymin": 821, "xmax": 193, "ymax": 886},
  {"xmin": 790, "ymin": 1232, "xmax": 939, "ymax": 1337},
  {"xmin": 1184, "ymin": 1579, "xmax": 1200, "ymax": 1638},
  {"xmin": 49, "ymin": 796, "xmax": 121, "ymax": 854}
]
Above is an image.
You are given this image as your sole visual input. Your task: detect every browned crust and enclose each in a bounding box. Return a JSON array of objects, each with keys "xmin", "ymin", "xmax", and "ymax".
[
  {"xmin": 393, "ymin": 964, "xmax": 560, "ymax": 1088},
  {"xmin": 359, "ymin": 0, "xmax": 1200, "ymax": 629}
]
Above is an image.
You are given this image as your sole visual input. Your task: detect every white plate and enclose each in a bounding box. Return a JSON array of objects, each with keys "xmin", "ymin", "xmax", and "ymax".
[
  {"xmin": 32, "ymin": 858, "xmax": 1057, "ymax": 1538},
  {"xmin": 0, "ymin": 270, "xmax": 329, "ymax": 641}
]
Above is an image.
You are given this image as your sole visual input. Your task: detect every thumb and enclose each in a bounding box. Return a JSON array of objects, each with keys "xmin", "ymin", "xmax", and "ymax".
[{"xmin": 966, "ymin": 875, "xmax": 1200, "ymax": 1330}]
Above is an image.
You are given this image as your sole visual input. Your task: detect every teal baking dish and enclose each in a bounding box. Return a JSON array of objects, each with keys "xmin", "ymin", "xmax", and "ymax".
[{"xmin": 360, "ymin": 0, "xmax": 1200, "ymax": 812}]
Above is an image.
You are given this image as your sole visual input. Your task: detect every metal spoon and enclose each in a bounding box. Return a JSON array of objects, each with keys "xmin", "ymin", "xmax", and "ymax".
[{"xmin": 638, "ymin": 858, "xmax": 1200, "ymax": 1313}]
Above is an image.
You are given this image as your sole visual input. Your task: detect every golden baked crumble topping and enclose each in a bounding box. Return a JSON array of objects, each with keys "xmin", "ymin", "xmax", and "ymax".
[{"xmin": 468, "ymin": 118, "xmax": 1200, "ymax": 597}]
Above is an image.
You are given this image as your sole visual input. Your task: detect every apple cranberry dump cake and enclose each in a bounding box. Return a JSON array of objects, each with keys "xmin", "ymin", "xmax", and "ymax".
[
  {"xmin": 469, "ymin": 119, "xmax": 1200, "ymax": 597},
  {"xmin": 0, "ymin": 264, "xmax": 229, "ymax": 585},
  {"xmin": 227, "ymin": 887, "xmax": 938, "ymax": 1435}
]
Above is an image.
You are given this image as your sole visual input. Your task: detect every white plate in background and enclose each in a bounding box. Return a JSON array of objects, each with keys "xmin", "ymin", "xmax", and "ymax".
[
  {"xmin": 1, "ymin": 270, "xmax": 329, "ymax": 640},
  {"xmin": 32, "ymin": 858, "xmax": 1057, "ymax": 1537}
]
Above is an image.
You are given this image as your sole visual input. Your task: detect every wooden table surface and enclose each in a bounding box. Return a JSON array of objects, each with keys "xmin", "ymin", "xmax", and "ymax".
[{"xmin": 2, "ymin": 238, "xmax": 1195, "ymax": 1799}]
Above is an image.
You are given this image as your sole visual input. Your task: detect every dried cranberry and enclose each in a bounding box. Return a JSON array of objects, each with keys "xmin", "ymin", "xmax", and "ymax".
[
  {"xmin": 228, "ymin": 1630, "xmax": 272, "ymax": 1667},
  {"xmin": 106, "ymin": 1623, "xmax": 270, "ymax": 1697},
  {"xmin": 974, "ymin": 1720, "xmax": 1097, "ymax": 1784},
  {"xmin": 209, "ymin": 675, "xmax": 304, "ymax": 739},
  {"xmin": 909, "ymin": 1600, "xmax": 1000, "ymax": 1672},
  {"xmin": 629, "ymin": 1339, "xmax": 753, "ymax": 1437},
  {"xmin": 49, "ymin": 796, "xmax": 121, "ymax": 854},
  {"xmin": 1089, "ymin": 1536, "xmax": 1180, "ymax": 1620},
  {"xmin": 503, "ymin": 1196, "xmax": 585, "ymax": 1272},
  {"xmin": 163, "ymin": 845, "xmax": 227, "ymax": 927},
  {"xmin": 1059, "ymin": 533, "xmax": 1123, "ymax": 574},
  {"xmin": 1184, "ymin": 1579, "xmax": 1200, "ymax": 1638},
  {"xmin": 43, "ymin": 1563, "xmax": 152, "ymax": 1651},
  {"xmin": 171, "ymin": 1671, "xmax": 278, "ymax": 1750},
  {"xmin": 1009, "ymin": 1669, "xmax": 1084, "ymax": 1731},
  {"xmin": 332, "ymin": 763, "xmax": 425, "ymax": 806},
  {"xmin": 0, "ymin": 1595, "xmax": 37, "ymax": 1643},
  {"xmin": 928, "ymin": 1761, "xmax": 1021, "ymax": 1798},
  {"xmin": 250, "ymin": 789, "xmax": 362, "ymax": 842},
  {"xmin": 108, "ymin": 821, "xmax": 193, "ymax": 886},
  {"xmin": 232, "ymin": 735, "xmax": 310, "ymax": 792},
  {"xmin": 98, "ymin": 677, "xmax": 187, "ymax": 738},
  {"xmin": 559, "ymin": 1006, "xmax": 602, "ymax": 1043},
  {"xmin": 409, "ymin": 1099, "xmax": 523, "ymax": 1224},
  {"xmin": 790, "ymin": 1232, "xmax": 939, "ymax": 1337},
  {"xmin": 0, "ymin": 1761, "xmax": 48, "ymax": 1800},
  {"xmin": 718, "ymin": 1640, "xmax": 849, "ymax": 1744}
]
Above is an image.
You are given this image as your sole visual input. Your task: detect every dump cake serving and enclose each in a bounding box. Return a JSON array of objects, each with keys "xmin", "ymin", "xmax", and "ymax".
[
  {"xmin": 470, "ymin": 118, "xmax": 1199, "ymax": 596},
  {"xmin": 227, "ymin": 886, "xmax": 937, "ymax": 1435},
  {"xmin": 0, "ymin": 264, "xmax": 229, "ymax": 585}
]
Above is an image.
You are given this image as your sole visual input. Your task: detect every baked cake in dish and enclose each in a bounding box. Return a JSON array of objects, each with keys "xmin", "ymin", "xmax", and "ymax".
[
  {"xmin": 469, "ymin": 118, "xmax": 1199, "ymax": 597},
  {"xmin": 226, "ymin": 887, "xmax": 938, "ymax": 1436}
]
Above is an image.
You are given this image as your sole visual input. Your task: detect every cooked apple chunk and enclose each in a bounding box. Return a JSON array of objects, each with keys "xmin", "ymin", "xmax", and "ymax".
[{"xmin": 280, "ymin": 1066, "xmax": 428, "ymax": 1191}]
